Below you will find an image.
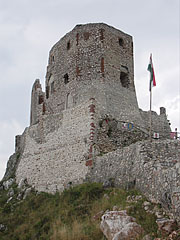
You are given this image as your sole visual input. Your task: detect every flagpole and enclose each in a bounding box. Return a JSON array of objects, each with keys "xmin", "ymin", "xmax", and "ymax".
[
  {"xmin": 149, "ymin": 88, "xmax": 152, "ymax": 142},
  {"xmin": 148, "ymin": 53, "xmax": 156, "ymax": 142}
]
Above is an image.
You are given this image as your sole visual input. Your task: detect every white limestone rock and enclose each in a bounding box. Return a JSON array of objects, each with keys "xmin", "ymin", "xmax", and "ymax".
[
  {"xmin": 23, "ymin": 187, "xmax": 32, "ymax": 199},
  {"xmin": 100, "ymin": 210, "xmax": 144, "ymax": 240},
  {"xmin": 3, "ymin": 178, "xmax": 14, "ymax": 190},
  {"xmin": 18, "ymin": 178, "xmax": 27, "ymax": 189},
  {"xmin": 7, "ymin": 188, "xmax": 14, "ymax": 197}
]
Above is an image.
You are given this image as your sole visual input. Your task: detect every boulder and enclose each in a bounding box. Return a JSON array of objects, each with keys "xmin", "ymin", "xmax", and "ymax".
[
  {"xmin": 7, "ymin": 188, "xmax": 15, "ymax": 197},
  {"xmin": 18, "ymin": 178, "xmax": 27, "ymax": 189},
  {"xmin": 23, "ymin": 187, "xmax": 32, "ymax": 199},
  {"xmin": 103, "ymin": 179, "xmax": 114, "ymax": 188},
  {"xmin": 3, "ymin": 178, "xmax": 14, "ymax": 190},
  {"xmin": 113, "ymin": 222, "xmax": 144, "ymax": 240},
  {"xmin": 0, "ymin": 224, "xmax": 7, "ymax": 232},
  {"xmin": 100, "ymin": 210, "xmax": 144, "ymax": 240},
  {"xmin": 6, "ymin": 197, "xmax": 13, "ymax": 203}
]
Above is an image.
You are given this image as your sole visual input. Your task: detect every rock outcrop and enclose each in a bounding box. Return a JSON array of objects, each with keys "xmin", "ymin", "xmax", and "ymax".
[{"xmin": 100, "ymin": 210, "xmax": 144, "ymax": 240}]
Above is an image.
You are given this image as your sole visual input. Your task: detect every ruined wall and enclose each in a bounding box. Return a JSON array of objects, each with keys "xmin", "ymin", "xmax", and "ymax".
[
  {"xmin": 87, "ymin": 139, "xmax": 180, "ymax": 219},
  {"xmin": 30, "ymin": 79, "xmax": 45, "ymax": 125},
  {"xmin": 16, "ymin": 99, "xmax": 94, "ymax": 193},
  {"xmin": 140, "ymin": 107, "xmax": 171, "ymax": 139}
]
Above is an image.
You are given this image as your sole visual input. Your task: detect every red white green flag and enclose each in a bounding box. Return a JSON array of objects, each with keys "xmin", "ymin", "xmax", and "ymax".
[{"xmin": 147, "ymin": 54, "xmax": 156, "ymax": 91}]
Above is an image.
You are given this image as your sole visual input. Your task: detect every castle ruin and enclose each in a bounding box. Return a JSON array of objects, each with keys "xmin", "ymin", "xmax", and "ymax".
[{"xmin": 3, "ymin": 23, "xmax": 180, "ymax": 219}]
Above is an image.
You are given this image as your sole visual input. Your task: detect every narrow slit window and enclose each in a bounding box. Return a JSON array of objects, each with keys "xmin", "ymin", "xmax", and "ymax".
[
  {"xmin": 76, "ymin": 33, "xmax": 79, "ymax": 45},
  {"xmin": 67, "ymin": 41, "xmax": 70, "ymax": 50},
  {"xmin": 46, "ymin": 86, "xmax": 49, "ymax": 99},
  {"xmin": 38, "ymin": 95, "xmax": 44, "ymax": 104},
  {"xmin": 64, "ymin": 73, "xmax": 69, "ymax": 84}
]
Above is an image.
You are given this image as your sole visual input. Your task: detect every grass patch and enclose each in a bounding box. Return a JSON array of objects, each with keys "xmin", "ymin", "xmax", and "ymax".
[{"xmin": 0, "ymin": 182, "xmax": 159, "ymax": 240}]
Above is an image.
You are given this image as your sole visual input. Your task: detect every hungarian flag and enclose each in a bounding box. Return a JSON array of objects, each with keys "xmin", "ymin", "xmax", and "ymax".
[{"xmin": 147, "ymin": 54, "xmax": 156, "ymax": 91}]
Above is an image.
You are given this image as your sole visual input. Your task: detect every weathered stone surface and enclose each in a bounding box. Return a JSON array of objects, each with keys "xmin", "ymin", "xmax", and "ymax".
[
  {"xmin": 23, "ymin": 187, "xmax": 32, "ymax": 199},
  {"xmin": 100, "ymin": 210, "xmax": 144, "ymax": 240},
  {"xmin": 6, "ymin": 197, "xmax": 13, "ymax": 203},
  {"xmin": 156, "ymin": 218, "xmax": 177, "ymax": 235},
  {"xmin": 3, "ymin": 178, "xmax": 14, "ymax": 190},
  {"xmin": 88, "ymin": 140, "xmax": 180, "ymax": 220},
  {"xmin": 113, "ymin": 222, "xmax": 144, "ymax": 240},
  {"xmin": 7, "ymin": 188, "xmax": 14, "ymax": 197},
  {"xmin": 18, "ymin": 178, "xmax": 27, "ymax": 189}
]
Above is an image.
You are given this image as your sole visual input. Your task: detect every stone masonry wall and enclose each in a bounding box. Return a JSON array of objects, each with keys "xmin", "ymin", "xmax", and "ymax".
[
  {"xmin": 16, "ymin": 99, "xmax": 94, "ymax": 193},
  {"xmin": 140, "ymin": 108, "xmax": 171, "ymax": 139},
  {"xmin": 42, "ymin": 23, "xmax": 143, "ymax": 128},
  {"xmin": 87, "ymin": 139, "xmax": 180, "ymax": 219}
]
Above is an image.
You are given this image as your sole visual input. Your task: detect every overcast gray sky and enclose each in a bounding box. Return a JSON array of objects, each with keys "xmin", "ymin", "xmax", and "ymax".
[{"xmin": 0, "ymin": 0, "xmax": 179, "ymax": 180}]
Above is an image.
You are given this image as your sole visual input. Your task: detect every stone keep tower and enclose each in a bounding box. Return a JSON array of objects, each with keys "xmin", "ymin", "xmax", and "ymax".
[
  {"xmin": 12, "ymin": 23, "xmax": 171, "ymax": 193},
  {"xmin": 30, "ymin": 23, "xmax": 143, "ymax": 126}
]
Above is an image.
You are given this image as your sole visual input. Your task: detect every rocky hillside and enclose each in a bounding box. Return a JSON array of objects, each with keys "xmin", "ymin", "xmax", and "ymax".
[{"xmin": 0, "ymin": 180, "xmax": 179, "ymax": 240}]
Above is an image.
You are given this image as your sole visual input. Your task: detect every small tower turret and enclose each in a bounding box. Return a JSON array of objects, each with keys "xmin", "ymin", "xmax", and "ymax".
[{"xmin": 30, "ymin": 79, "xmax": 45, "ymax": 125}]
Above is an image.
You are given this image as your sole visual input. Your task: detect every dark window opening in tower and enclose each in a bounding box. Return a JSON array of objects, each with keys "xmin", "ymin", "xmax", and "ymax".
[
  {"xmin": 119, "ymin": 38, "xmax": 124, "ymax": 47},
  {"xmin": 64, "ymin": 73, "xmax": 69, "ymax": 84},
  {"xmin": 67, "ymin": 41, "xmax": 70, "ymax": 50},
  {"xmin": 120, "ymin": 72, "xmax": 129, "ymax": 88},
  {"xmin": 38, "ymin": 95, "xmax": 44, "ymax": 104},
  {"xmin": 46, "ymin": 86, "xmax": 49, "ymax": 99}
]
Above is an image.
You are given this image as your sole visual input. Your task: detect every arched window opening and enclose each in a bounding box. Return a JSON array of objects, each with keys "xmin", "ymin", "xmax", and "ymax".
[
  {"xmin": 119, "ymin": 38, "xmax": 124, "ymax": 47},
  {"xmin": 120, "ymin": 72, "xmax": 129, "ymax": 88},
  {"xmin": 64, "ymin": 73, "xmax": 69, "ymax": 84}
]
